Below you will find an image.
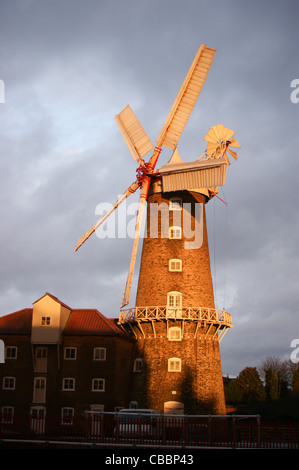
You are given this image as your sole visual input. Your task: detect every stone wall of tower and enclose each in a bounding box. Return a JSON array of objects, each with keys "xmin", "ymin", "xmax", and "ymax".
[
  {"xmin": 135, "ymin": 184, "xmax": 215, "ymax": 309},
  {"xmin": 129, "ymin": 180, "xmax": 227, "ymax": 415},
  {"xmin": 129, "ymin": 321, "xmax": 226, "ymax": 415}
]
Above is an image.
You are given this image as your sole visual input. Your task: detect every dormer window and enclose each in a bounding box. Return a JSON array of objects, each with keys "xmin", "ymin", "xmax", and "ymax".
[{"xmin": 41, "ymin": 317, "xmax": 51, "ymax": 326}]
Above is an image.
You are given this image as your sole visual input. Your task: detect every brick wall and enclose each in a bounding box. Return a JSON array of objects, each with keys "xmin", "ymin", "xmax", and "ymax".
[
  {"xmin": 130, "ymin": 321, "xmax": 226, "ymax": 415},
  {"xmin": 136, "ymin": 186, "xmax": 215, "ymax": 308},
  {"xmin": 131, "ymin": 183, "xmax": 226, "ymax": 414}
]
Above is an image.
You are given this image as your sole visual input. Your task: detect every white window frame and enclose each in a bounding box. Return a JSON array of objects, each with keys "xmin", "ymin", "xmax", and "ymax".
[
  {"xmin": 4, "ymin": 346, "xmax": 16, "ymax": 360},
  {"xmin": 169, "ymin": 226, "xmax": 182, "ymax": 239},
  {"xmin": 33, "ymin": 377, "xmax": 46, "ymax": 403},
  {"xmin": 41, "ymin": 316, "xmax": 51, "ymax": 326},
  {"xmin": 30, "ymin": 406, "xmax": 46, "ymax": 434},
  {"xmin": 167, "ymin": 291, "xmax": 182, "ymax": 318},
  {"xmin": 133, "ymin": 358, "xmax": 143, "ymax": 372},
  {"xmin": 168, "ymin": 358, "xmax": 181, "ymax": 372},
  {"xmin": 169, "ymin": 198, "xmax": 182, "ymax": 211},
  {"xmin": 5, "ymin": 346, "xmax": 17, "ymax": 359},
  {"xmin": 61, "ymin": 407, "xmax": 74, "ymax": 425},
  {"xmin": 62, "ymin": 378, "xmax": 75, "ymax": 391},
  {"xmin": 1, "ymin": 406, "xmax": 14, "ymax": 423},
  {"xmin": 168, "ymin": 327, "xmax": 182, "ymax": 341},
  {"xmin": 64, "ymin": 347, "xmax": 77, "ymax": 360},
  {"xmin": 129, "ymin": 401, "xmax": 138, "ymax": 409},
  {"xmin": 169, "ymin": 259, "xmax": 182, "ymax": 272},
  {"xmin": 93, "ymin": 347, "xmax": 106, "ymax": 361},
  {"xmin": 3, "ymin": 377, "xmax": 16, "ymax": 390},
  {"xmin": 35, "ymin": 347, "xmax": 48, "ymax": 372},
  {"xmin": 92, "ymin": 378, "xmax": 105, "ymax": 392}
]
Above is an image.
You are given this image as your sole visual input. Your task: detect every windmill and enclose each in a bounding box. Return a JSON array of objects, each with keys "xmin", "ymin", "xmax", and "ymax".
[
  {"xmin": 75, "ymin": 44, "xmax": 240, "ymax": 311},
  {"xmin": 75, "ymin": 44, "xmax": 241, "ymax": 414}
]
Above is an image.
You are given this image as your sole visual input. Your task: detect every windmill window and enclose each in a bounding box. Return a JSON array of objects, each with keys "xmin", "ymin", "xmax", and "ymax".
[
  {"xmin": 168, "ymin": 358, "xmax": 181, "ymax": 372},
  {"xmin": 133, "ymin": 358, "xmax": 143, "ymax": 372},
  {"xmin": 169, "ymin": 198, "xmax": 182, "ymax": 210},
  {"xmin": 167, "ymin": 291, "xmax": 182, "ymax": 318},
  {"xmin": 167, "ymin": 291, "xmax": 182, "ymax": 308},
  {"xmin": 169, "ymin": 226, "xmax": 181, "ymax": 239},
  {"xmin": 169, "ymin": 259, "xmax": 182, "ymax": 272},
  {"xmin": 168, "ymin": 327, "xmax": 182, "ymax": 341}
]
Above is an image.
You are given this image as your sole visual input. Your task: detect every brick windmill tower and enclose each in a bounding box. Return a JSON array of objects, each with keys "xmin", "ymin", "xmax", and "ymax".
[{"xmin": 75, "ymin": 45, "xmax": 240, "ymax": 415}]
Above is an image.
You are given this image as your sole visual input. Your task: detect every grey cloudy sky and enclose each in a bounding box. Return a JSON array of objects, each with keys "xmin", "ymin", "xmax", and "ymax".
[{"xmin": 0, "ymin": 0, "xmax": 298, "ymax": 376}]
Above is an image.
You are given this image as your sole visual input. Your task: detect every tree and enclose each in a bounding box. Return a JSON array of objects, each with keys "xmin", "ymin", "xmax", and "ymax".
[
  {"xmin": 259, "ymin": 357, "xmax": 289, "ymax": 401},
  {"xmin": 236, "ymin": 367, "xmax": 266, "ymax": 402},
  {"xmin": 224, "ymin": 379, "xmax": 243, "ymax": 404},
  {"xmin": 288, "ymin": 361, "xmax": 299, "ymax": 391}
]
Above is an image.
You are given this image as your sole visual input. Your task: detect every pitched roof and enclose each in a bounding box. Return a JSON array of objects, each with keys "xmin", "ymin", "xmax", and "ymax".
[
  {"xmin": 63, "ymin": 309, "xmax": 130, "ymax": 338},
  {"xmin": 0, "ymin": 309, "xmax": 33, "ymax": 335},
  {"xmin": 33, "ymin": 292, "xmax": 71, "ymax": 310},
  {"xmin": 0, "ymin": 306, "xmax": 132, "ymax": 340}
]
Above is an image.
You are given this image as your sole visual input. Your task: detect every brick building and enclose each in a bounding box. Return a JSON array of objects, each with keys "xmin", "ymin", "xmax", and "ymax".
[
  {"xmin": 119, "ymin": 182, "xmax": 232, "ymax": 415},
  {"xmin": 0, "ymin": 293, "xmax": 135, "ymax": 423}
]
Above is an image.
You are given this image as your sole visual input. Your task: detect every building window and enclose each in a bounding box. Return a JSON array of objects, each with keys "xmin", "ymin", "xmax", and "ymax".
[
  {"xmin": 35, "ymin": 347, "xmax": 47, "ymax": 372},
  {"xmin": 169, "ymin": 226, "xmax": 181, "ymax": 239},
  {"xmin": 133, "ymin": 358, "xmax": 143, "ymax": 372},
  {"xmin": 64, "ymin": 347, "xmax": 77, "ymax": 360},
  {"xmin": 167, "ymin": 291, "xmax": 182, "ymax": 318},
  {"xmin": 61, "ymin": 408, "xmax": 74, "ymax": 425},
  {"xmin": 33, "ymin": 377, "xmax": 46, "ymax": 403},
  {"xmin": 169, "ymin": 259, "xmax": 182, "ymax": 272},
  {"xmin": 93, "ymin": 347, "xmax": 106, "ymax": 361},
  {"xmin": 168, "ymin": 327, "xmax": 182, "ymax": 341},
  {"xmin": 129, "ymin": 401, "xmax": 138, "ymax": 409},
  {"xmin": 41, "ymin": 316, "xmax": 51, "ymax": 326},
  {"xmin": 1, "ymin": 406, "xmax": 14, "ymax": 424},
  {"xmin": 5, "ymin": 346, "xmax": 17, "ymax": 359},
  {"xmin": 3, "ymin": 377, "xmax": 15, "ymax": 390},
  {"xmin": 168, "ymin": 358, "xmax": 181, "ymax": 372},
  {"xmin": 92, "ymin": 378, "xmax": 105, "ymax": 392},
  {"xmin": 169, "ymin": 198, "xmax": 182, "ymax": 210},
  {"xmin": 30, "ymin": 407, "xmax": 46, "ymax": 434},
  {"xmin": 63, "ymin": 378, "xmax": 75, "ymax": 391}
]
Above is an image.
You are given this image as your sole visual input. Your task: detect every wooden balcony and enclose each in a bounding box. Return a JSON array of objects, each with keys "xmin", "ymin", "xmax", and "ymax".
[{"xmin": 118, "ymin": 306, "xmax": 232, "ymax": 342}]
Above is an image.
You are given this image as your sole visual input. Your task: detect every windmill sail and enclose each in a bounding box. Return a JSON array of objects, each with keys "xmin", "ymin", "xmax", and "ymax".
[
  {"xmin": 156, "ymin": 44, "xmax": 216, "ymax": 150},
  {"xmin": 115, "ymin": 105, "xmax": 154, "ymax": 165},
  {"xmin": 121, "ymin": 176, "xmax": 150, "ymax": 308},
  {"xmin": 74, "ymin": 180, "xmax": 141, "ymax": 252}
]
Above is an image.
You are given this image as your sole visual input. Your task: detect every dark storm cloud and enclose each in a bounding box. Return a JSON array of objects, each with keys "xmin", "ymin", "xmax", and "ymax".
[{"xmin": 0, "ymin": 0, "xmax": 298, "ymax": 376}]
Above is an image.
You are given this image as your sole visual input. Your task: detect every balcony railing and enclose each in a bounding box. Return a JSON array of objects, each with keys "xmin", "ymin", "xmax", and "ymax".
[{"xmin": 119, "ymin": 306, "xmax": 232, "ymax": 328}]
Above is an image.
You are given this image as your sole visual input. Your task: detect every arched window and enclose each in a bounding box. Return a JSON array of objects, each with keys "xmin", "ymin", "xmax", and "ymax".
[
  {"xmin": 168, "ymin": 326, "xmax": 182, "ymax": 341},
  {"xmin": 167, "ymin": 291, "xmax": 182, "ymax": 318}
]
